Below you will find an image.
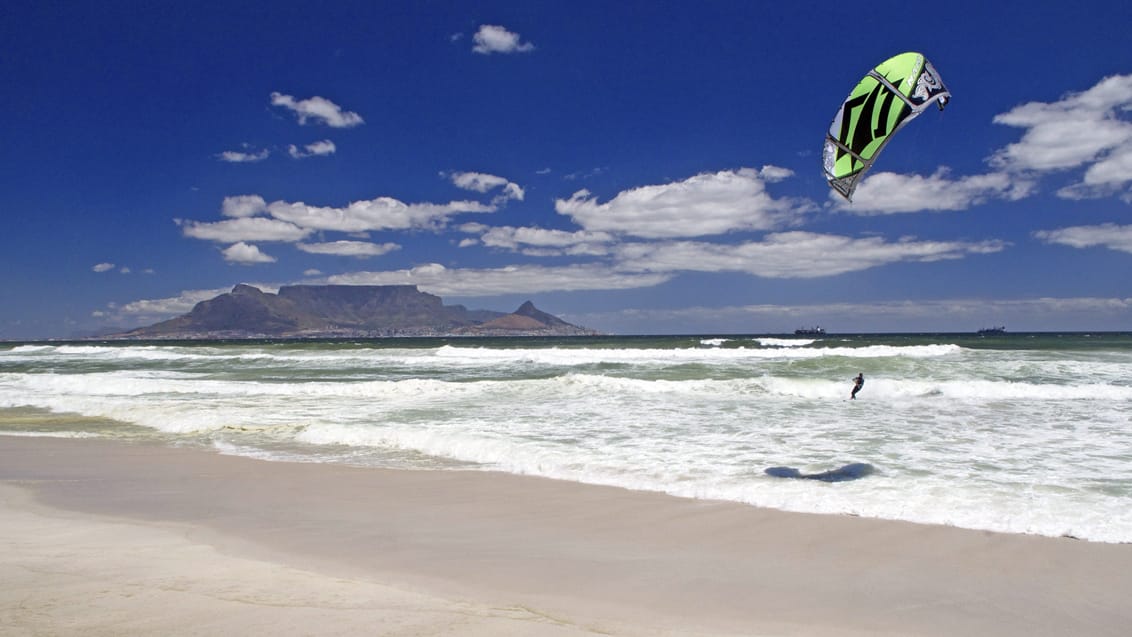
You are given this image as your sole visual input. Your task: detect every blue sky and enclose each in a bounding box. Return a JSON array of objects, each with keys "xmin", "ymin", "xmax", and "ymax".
[{"xmin": 3, "ymin": 1, "xmax": 1131, "ymax": 339}]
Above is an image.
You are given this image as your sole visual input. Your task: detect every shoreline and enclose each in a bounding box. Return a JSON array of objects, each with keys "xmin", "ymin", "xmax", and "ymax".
[{"xmin": 3, "ymin": 436, "xmax": 1132, "ymax": 636}]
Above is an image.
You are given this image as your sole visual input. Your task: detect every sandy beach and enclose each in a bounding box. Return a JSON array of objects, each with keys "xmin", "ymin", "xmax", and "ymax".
[{"xmin": 2, "ymin": 436, "xmax": 1130, "ymax": 636}]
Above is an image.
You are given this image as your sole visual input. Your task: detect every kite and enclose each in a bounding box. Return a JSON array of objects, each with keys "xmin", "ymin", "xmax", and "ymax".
[{"xmin": 822, "ymin": 52, "xmax": 951, "ymax": 201}]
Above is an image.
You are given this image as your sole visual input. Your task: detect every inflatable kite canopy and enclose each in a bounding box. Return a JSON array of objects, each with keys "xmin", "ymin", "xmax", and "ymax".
[{"xmin": 823, "ymin": 52, "xmax": 951, "ymax": 201}]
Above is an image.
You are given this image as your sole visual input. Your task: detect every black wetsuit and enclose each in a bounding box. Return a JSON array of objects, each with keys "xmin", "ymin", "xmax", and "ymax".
[{"xmin": 851, "ymin": 375, "xmax": 864, "ymax": 399}]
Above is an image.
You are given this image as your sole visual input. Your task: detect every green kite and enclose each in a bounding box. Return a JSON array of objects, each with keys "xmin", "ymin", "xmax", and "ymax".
[{"xmin": 823, "ymin": 52, "xmax": 951, "ymax": 201}]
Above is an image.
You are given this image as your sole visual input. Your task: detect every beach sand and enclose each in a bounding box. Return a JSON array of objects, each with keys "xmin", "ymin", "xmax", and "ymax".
[{"xmin": 2, "ymin": 436, "xmax": 1130, "ymax": 636}]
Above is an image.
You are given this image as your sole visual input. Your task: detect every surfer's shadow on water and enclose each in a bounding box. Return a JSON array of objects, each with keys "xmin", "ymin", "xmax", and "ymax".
[{"xmin": 764, "ymin": 462, "xmax": 875, "ymax": 482}]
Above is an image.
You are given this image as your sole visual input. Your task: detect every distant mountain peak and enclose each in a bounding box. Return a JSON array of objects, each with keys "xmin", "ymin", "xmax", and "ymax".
[
  {"xmin": 512, "ymin": 300, "xmax": 571, "ymax": 327},
  {"xmin": 232, "ymin": 283, "xmax": 264, "ymax": 296},
  {"xmin": 456, "ymin": 300, "xmax": 594, "ymax": 336},
  {"xmin": 111, "ymin": 285, "xmax": 599, "ymax": 339}
]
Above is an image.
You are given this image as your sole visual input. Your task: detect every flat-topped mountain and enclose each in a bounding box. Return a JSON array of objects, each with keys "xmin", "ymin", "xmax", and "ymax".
[{"xmin": 115, "ymin": 284, "xmax": 599, "ymax": 339}]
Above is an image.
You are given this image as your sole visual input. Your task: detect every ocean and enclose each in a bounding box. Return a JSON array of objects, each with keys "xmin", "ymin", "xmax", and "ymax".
[{"xmin": 2, "ymin": 333, "xmax": 1130, "ymax": 543}]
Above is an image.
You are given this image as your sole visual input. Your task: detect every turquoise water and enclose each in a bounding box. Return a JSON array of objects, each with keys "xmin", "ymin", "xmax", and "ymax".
[{"xmin": 2, "ymin": 333, "xmax": 1131, "ymax": 542}]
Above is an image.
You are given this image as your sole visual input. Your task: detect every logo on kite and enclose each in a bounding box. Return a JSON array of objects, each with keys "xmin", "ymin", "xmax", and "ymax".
[{"xmin": 822, "ymin": 52, "xmax": 951, "ymax": 201}]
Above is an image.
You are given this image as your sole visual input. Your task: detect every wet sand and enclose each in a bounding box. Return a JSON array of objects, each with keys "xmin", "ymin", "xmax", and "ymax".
[{"xmin": 3, "ymin": 436, "xmax": 1130, "ymax": 636}]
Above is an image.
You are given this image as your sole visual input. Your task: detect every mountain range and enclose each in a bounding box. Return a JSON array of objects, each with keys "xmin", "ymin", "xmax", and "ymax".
[{"xmin": 113, "ymin": 284, "xmax": 599, "ymax": 339}]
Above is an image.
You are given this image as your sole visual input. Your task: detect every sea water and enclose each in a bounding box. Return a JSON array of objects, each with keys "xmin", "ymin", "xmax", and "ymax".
[{"xmin": 2, "ymin": 333, "xmax": 1131, "ymax": 543}]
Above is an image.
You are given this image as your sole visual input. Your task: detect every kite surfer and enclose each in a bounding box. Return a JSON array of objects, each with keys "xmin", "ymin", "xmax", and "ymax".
[{"xmin": 850, "ymin": 373, "xmax": 864, "ymax": 399}]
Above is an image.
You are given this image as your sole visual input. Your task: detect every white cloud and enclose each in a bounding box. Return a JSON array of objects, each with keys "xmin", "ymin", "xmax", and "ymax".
[
  {"xmin": 114, "ymin": 285, "xmax": 277, "ymax": 322},
  {"xmin": 222, "ymin": 195, "xmax": 268, "ymax": 218},
  {"xmin": 472, "ymin": 225, "xmax": 614, "ymax": 256},
  {"xmin": 447, "ymin": 171, "xmax": 525, "ymax": 204},
  {"xmin": 564, "ymin": 166, "xmax": 607, "ymax": 181},
  {"xmin": 178, "ymin": 217, "xmax": 312, "ymax": 243},
  {"xmin": 270, "ymin": 92, "xmax": 364, "ymax": 128},
  {"xmin": 217, "ymin": 146, "xmax": 270, "ymax": 163},
  {"xmin": 117, "ymin": 288, "xmax": 227, "ymax": 318},
  {"xmin": 449, "ymin": 171, "xmax": 508, "ymax": 193},
  {"xmin": 325, "ymin": 263, "xmax": 669, "ymax": 296},
  {"xmin": 757, "ymin": 165, "xmax": 794, "ymax": 183},
  {"xmin": 472, "ymin": 25, "xmax": 535, "ymax": 55},
  {"xmin": 288, "ymin": 139, "xmax": 337, "ymax": 159},
  {"xmin": 990, "ymin": 74, "xmax": 1132, "ymax": 198},
  {"xmin": 836, "ymin": 169, "xmax": 1035, "ymax": 214},
  {"xmin": 499, "ymin": 182, "xmax": 524, "ymax": 202},
  {"xmin": 1035, "ymin": 223, "xmax": 1132, "ymax": 254},
  {"xmin": 92, "ymin": 262, "xmax": 115, "ymax": 273},
  {"xmin": 178, "ymin": 192, "xmax": 497, "ymax": 261},
  {"xmin": 266, "ymin": 197, "xmax": 494, "ymax": 233},
  {"xmin": 614, "ymin": 232, "xmax": 1006, "ymax": 278},
  {"xmin": 1056, "ymin": 143, "xmax": 1132, "ymax": 200},
  {"xmin": 222, "ymin": 242, "xmax": 276, "ymax": 264},
  {"xmin": 555, "ymin": 168, "xmax": 810, "ymax": 239},
  {"xmin": 296, "ymin": 240, "xmax": 401, "ymax": 258}
]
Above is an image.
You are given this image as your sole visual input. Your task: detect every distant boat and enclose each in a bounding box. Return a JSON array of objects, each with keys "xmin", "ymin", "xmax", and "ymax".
[
  {"xmin": 977, "ymin": 326, "xmax": 1006, "ymax": 335},
  {"xmin": 794, "ymin": 326, "xmax": 826, "ymax": 336}
]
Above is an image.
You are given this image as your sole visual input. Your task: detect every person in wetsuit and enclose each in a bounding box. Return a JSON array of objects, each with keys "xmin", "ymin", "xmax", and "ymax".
[{"xmin": 850, "ymin": 373, "xmax": 864, "ymax": 399}]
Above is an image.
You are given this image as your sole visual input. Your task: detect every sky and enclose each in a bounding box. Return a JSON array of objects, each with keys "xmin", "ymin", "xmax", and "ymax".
[{"xmin": 2, "ymin": 0, "xmax": 1131, "ymax": 339}]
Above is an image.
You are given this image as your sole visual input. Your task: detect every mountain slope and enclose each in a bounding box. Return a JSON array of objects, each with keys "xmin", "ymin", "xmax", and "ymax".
[{"xmin": 115, "ymin": 285, "xmax": 598, "ymax": 338}]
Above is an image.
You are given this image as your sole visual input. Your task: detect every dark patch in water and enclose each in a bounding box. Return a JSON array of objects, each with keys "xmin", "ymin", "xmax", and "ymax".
[{"xmin": 764, "ymin": 462, "xmax": 875, "ymax": 482}]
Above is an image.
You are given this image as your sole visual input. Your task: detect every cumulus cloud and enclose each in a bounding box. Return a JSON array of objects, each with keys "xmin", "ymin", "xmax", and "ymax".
[
  {"xmin": 472, "ymin": 25, "xmax": 535, "ymax": 55},
  {"xmin": 178, "ymin": 217, "xmax": 312, "ymax": 243},
  {"xmin": 178, "ymin": 192, "xmax": 499, "ymax": 263},
  {"xmin": 113, "ymin": 285, "xmax": 278, "ymax": 324},
  {"xmin": 92, "ymin": 262, "xmax": 115, "ymax": 273},
  {"xmin": 270, "ymin": 92, "xmax": 364, "ymax": 128},
  {"xmin": 222, "ymin": 195, "xmax": 268, "ymax": 218},
  {"xmin": 614, "ymin": 232, "xmax": 1006, "ymax": 278},
  {"xmin": 449, "ymin": 172, "xmax": 508, "ymax": 193},
  {"xmin": 222, "ymin": 242, "xmax": 276, "ymax": 264},
  {"xmin": 326, "ymin": 263, "xmax": 669, "ymax": 296},
  {"xmin": 288, "ymin": 139, "xmax": 337, "ymax": 159},
  {"xmin": 990, "ymin": 73, "xmax": 1132, "ymax": 198},
  {"xmin": 217, "ymin": 145, "xmax": 270, "ymax": 163},
  {"xmin": 555, "ymin": 168, "xmax": 809, "ymax": 239},
  {"xmin": 117, "ymin": 287, "xmax": 232, "ymax": 318},
  {"xmin": 469, "ymin": 225, "xmax": 614, "ymax": 256},
  {"xmin": 837, "ymin": 169, "xmax": 1035, "ymax": 214},
  {"xmin": 266, "ymin": 197, "xmax": 494, "ymax": 233},
  {"xmin": 1056, "ymin": 143, "xmax": 1132, "ymax": 200},
  {"xmin": 1035, "ymin": 223, "xmax": 1132, "ymax": 254},
  {"xmin": 296, "ymin": 240, "xmax": 401, "ymax": 258},
  {"xmin": 447, "ymin": 171, "xmax": 525, "ymax": 204}
]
